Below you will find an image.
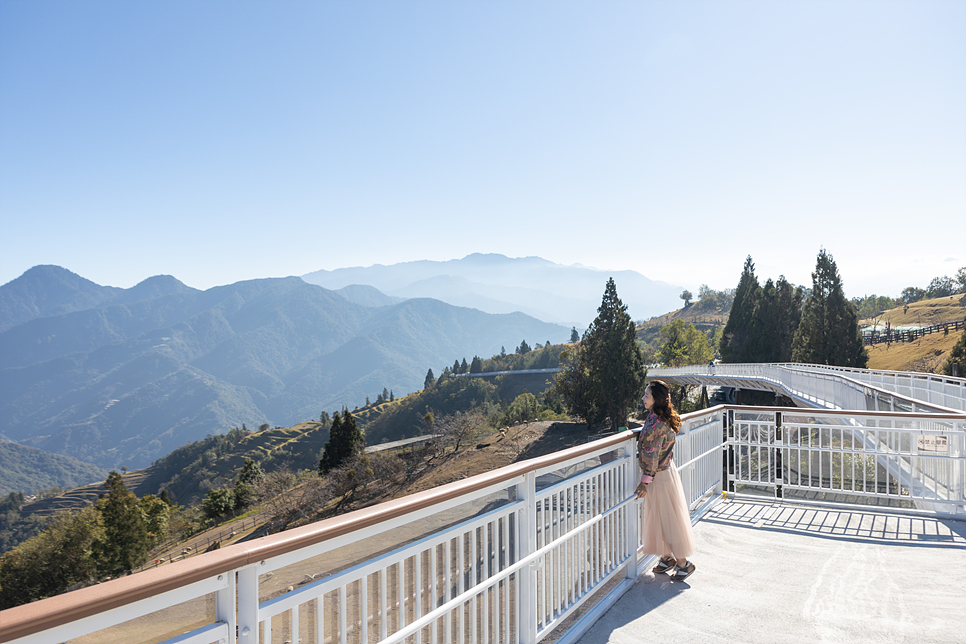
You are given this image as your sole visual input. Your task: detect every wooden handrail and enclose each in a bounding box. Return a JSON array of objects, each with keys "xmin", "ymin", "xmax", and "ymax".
[{"xmin": 0, "ymin": 428, "xmax": 635, "ymax": 642}]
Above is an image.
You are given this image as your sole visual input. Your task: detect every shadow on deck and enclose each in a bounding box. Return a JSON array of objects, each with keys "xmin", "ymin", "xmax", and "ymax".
[{"xmin": 579, "ymin": 500, "xmax": 966, "ymax": 644}]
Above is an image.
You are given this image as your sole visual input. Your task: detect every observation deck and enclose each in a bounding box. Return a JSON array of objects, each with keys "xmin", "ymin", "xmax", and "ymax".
[{"xmin": 1, "ymin": 364, "xmax": 964, "ymax": 644}]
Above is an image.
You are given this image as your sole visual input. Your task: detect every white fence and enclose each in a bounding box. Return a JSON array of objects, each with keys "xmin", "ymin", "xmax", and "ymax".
[
  {"xmin": 650, "ymin": 363, "xmax": 965, "ymax": 413},
  {"xmin": 725, "ymin": 408, "xmax": 966, "ymax": 515},
  {"xmin": 3, "ymin": 405, "xmax": 963, "ymax": 644},
  {"xmin": 1, "ymin": 414, "xmax": 724, "ymax": 644}
]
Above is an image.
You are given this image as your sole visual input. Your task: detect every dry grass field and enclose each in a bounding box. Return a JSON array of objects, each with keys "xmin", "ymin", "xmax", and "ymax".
[
  {"xmin": 862, "ymin": 294, "xmax": 965, "ymax": 328},
  {"xmin": 862, "ymin": 295, "xmax": 965, "ymax": 373},
  {"xmin": 865, "ymin": 329, "xmax": 962, "ymax": 372}
]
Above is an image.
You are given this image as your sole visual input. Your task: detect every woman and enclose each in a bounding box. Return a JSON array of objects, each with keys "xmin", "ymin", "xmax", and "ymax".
[{"xmin": 636, "ymin": 380, "xmax": 696, "ymax": 581}]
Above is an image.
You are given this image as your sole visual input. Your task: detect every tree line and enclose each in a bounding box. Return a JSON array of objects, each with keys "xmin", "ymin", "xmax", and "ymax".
[
  {"xmin": 0, "ymin": 473, "xmax": 172, "ymax": 609},
  {"xmin": 720, "ymin": 250, "xmax": 867, "ymax": 367}
]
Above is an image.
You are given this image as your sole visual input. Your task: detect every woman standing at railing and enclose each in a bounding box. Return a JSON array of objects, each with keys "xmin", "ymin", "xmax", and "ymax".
[{"xmin": 635, "ymin": 379, "xmax": 697, "ymax": 581}]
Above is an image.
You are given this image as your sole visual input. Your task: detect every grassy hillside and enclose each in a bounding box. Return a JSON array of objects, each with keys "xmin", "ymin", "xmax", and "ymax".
[
  {"xmin": 861, "ymin": 295, "xmax": 966, "ymax": 373},
  {"xmin": 865, "ymin": 331, "xmax": 962, "ymax": 373},
  {"xmin": 860, "ymin": 294, "xmax": 965, "ymax": 329}
]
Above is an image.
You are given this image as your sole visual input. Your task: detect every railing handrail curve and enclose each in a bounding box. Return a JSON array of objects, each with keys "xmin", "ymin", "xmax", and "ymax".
[{"xmin": 0, "ymin": 426, "xmax": 639, "ymax": 642}]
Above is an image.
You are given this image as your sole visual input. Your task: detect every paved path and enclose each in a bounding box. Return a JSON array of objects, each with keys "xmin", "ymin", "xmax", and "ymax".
[{"xmin": 579, "ymin": 500, "xmax": 966, "ymax": 644}]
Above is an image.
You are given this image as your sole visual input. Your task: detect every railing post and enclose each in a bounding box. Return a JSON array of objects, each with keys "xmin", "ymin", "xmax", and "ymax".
[
  {"xmin": 774, "ymin": 411, "xmax": 783, "ymax": 500},
  {"xmin": 216, "ymin": 569, "xmax": 237, "ymax": 644},
  {"xmin": 624, "ymin": 434, "xmax": 640, "ymax": 580},
  {"xmin": 954, "ymin": 422, "xmax": 965, "ymax": 514},
  {"xmin": 237, "ymin": 563, "xmax": 260, "ymax": 644},
  {"xmin": 724, "ymin": 409, "xmax": 735, "ymax": 494},
  {"xmin": 515, "ymin": 472, "xmax": 537, "ymax": 644}
]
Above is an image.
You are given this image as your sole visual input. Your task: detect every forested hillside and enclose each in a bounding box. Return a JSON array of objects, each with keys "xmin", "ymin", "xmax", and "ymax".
[
  {"xmin": 0, "ymin": 266, "xmax": 568, "ymax": 471},
  {"xmin": 0, "ymin": 443, "xmax": 107, "ymax": 496}
]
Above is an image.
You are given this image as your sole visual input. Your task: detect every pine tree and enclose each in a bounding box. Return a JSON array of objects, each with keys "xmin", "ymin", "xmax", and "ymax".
[
  {"xmin": 93, "ymin": 471, "xmax": 151, "ymax": 575},
  {"xmin": 571, "ymin": 327, "xmax": 580, "ymax": 343},
  {"xmin": 470, "ymin": 356, "xmax": 483, "ymax": 373},
  {"xmin": 791, "ymin": 249, "xmax": 868, "ymax": 367},
  {"xmin": 424, "ymin": 368, "xmax": 435, "ymax": 390},
  {"xmin": 453, "ymin": 359, "xmax": 461, "ymax": 374},
  {"xmin": 390, "ymin": 389, "xmax": 395, "ymax": 402},
  {"xmin": 319, "ymin": 409, "xmax": 364, "ymax": 475},
  {"xmin": 460, "ymin": 358, "xmax": 469, "ymax": 373},
  {"xmin": 383, "ymin": 387, "xmax": 390, "ymax": 401},
  {"xmin": 560, "ymin": 278, "xmax": 645, "ymax": 430},
  {"xmin": 517, "ymin": 339, "xmax": 531, "ymax": 354},
  {"xmin": 720, "ymin": 256, "xmax": 761, "ymax": 363}
]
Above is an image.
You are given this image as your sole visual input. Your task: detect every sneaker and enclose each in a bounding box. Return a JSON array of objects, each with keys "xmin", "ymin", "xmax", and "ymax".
[
  {"xmin": 670, "ymin": 561, "xmax": 695, "ymax": 582},
  {"xmin": 652, "ymin": 557, "xmax": 676, "ymax": 574}
]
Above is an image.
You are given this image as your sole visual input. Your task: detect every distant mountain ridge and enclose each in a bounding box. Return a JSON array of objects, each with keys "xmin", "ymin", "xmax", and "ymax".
[
  {"xmin": 0, "ymin": 266, "xmax": 567, "ymax": 471},
  {"xmin": 302, "ymin": 253, "xmax": 684, "ymax": 327}
]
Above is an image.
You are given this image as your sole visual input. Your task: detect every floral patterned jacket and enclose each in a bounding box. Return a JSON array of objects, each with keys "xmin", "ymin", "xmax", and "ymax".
[{"xmin": 637, "ymin": 412, "xmax": 676, "ymax": 484}]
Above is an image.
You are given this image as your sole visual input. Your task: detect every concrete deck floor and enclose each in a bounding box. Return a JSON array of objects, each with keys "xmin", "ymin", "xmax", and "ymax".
[{"xmin": 578, "ymin": 500, "xmax": 966, "ymax": 644}]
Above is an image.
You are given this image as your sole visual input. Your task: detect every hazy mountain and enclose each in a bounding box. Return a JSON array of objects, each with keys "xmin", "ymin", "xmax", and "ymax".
[
  {"xmin": 0, "ymin": 267, "xmax": 567, "ymax": 470},
  {"xmin": 0, "ymin": 265, "xmax": 121, "ymax": 332},
  {"xmin": 302, "ymin": 253, "xmax": 684, "ymax": 326},
  {"xmin": 333, "ymin": 284, "xmax": 406, "ymax": 308},
  {"xmin": 0, "ymin": 442, "xmax": 109, "ymax": 496}
]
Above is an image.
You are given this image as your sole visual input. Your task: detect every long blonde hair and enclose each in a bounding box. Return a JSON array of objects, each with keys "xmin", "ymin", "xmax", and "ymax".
[{"xmin": 647, "ymin": 380, "xmax": 682, "ymax": 433}]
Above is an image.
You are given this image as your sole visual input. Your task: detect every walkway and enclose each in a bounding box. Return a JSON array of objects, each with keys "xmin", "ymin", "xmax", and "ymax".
[{"xmin": 578, "ymin": 500, "xmax": 966, "ymax": 644}]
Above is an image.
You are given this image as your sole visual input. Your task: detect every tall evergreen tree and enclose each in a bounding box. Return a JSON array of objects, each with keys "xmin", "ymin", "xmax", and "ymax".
[
  {"xmin": 460, "ymin": 358, "xmax": 469, "ymax": 373},
  {"xmin": 318, "ymin": 409, "xmax": 364, "ymax": 475},
  {"xmin": 93, "ymin": 471, "xmax": 151, "ymax": 575},
  {"xmin": 424, "ymin": 368, "xmax": 435, "ymax": 390},
  {"xmin": 720, "ymin": 255, "xmax": 761, "ymax": 363},
  {"xmin": 570, "ymin": 327, "xmax": 580, "ymax": 343},
  {"xmin": 469, "ymin": 355, "xmax": 483, "ymax": 373},
  {"xmin": 791, "ymin": 249, "xmax": 868, "ymax": 367},
  {"xmin": 772, "ymin": 276, "xmax": 804, "ymax": 361},
  {"xmin": 562, "ymin": 278, "xmax": 645, "ymax": 431}
]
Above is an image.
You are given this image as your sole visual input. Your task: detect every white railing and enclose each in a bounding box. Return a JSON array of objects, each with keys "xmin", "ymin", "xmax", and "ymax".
[
  {"xmin": 0, "ymin": 414, "xmax": 724, "ymax": 644},
  {"xmin": 775, "ymin": 363, "xmax": 966, "ymax": 412},
  {"xmin": 725, "ymin": 408, "xmax": 966, "ymax": 515},
  {"xmin": 3, "ymin": 405, "xmax": 962, "ymax": 644},
  {"xmin": 650, "ymin": 363, "xmax": 964, "ymax": 413}
]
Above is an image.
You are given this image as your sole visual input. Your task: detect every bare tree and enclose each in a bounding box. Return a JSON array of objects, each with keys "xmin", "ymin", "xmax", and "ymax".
[
  {"xmin": 255, "ymin": 468, "xmax": 329, "ymax": 530},
  {"xmin": 434, "ymin": 410, "xmax": 486, "ymax": 454}
]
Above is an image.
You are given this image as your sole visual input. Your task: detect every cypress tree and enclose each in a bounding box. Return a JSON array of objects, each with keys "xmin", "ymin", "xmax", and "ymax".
[
  {"xmin": 720, "ymin": 256, "xmax": 761, "ymax": 363},
  {"xmin": 791, "ymin": 249, "xmax": 868, "ymax": 367},
  {"xmin": 469, "ymin": 356, "xmax": 483, "ymax": 373},
  {"xmin": 319, "ymin": 409, "xmax": 363, "ymax": 475},
  {"xmin": 93, "ymin": 471, "xmax": 151, "ymax": 575},
  {"xmin": 579, "ymin": 278, "xmax": 646, "ymax": 430}
]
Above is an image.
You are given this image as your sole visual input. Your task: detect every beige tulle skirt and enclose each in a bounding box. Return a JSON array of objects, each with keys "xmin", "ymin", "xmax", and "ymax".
[{"xmin": 641, "ymin": 461, "xmax": 695, "ymax": 559}]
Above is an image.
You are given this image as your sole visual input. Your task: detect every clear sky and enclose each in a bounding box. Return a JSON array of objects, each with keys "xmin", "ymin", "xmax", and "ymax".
[{"xmin": 2, "ymin": 1, "xmax": 963, "ymax": 300}]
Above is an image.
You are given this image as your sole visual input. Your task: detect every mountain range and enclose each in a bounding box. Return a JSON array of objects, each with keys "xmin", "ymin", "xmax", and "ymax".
[
  {"xmin": 0, "ymin": 265, "xmax": 567, "ymax": 472},
  {"xmin": 302, "ymin": 253, "xmax": 684, "ymax": 327}
]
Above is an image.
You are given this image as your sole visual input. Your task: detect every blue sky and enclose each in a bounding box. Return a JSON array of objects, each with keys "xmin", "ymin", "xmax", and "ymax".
[{"xmin": 1, "ymin": 1, "xmax": 963, "ymax": 300}]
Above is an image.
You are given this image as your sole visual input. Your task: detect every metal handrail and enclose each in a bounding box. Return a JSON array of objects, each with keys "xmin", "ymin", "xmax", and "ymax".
[{"xmin": 3, "ymin": 404, "xmax": 963, "ymax": 644}]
